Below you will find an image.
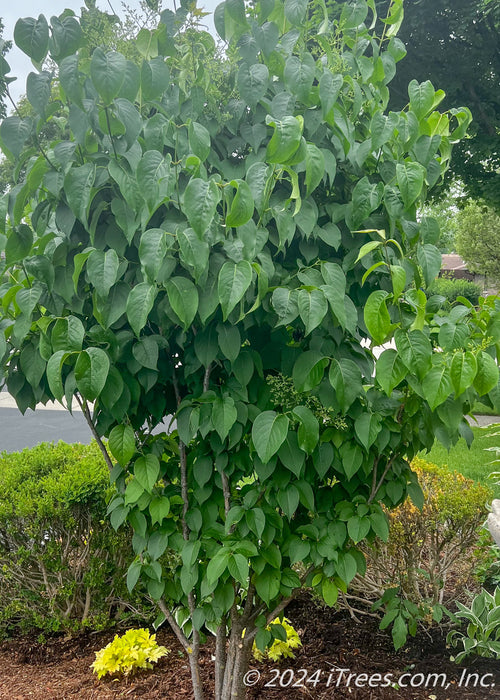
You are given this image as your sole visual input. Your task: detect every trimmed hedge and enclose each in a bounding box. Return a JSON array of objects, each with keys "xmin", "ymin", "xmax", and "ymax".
[
  {"xmin": 0, "ymin": 441, "xmax": 140, "ymax": 635},
  {"xmin": 426, "ymin": 277, "xmax": 482, "ymax": 306}
]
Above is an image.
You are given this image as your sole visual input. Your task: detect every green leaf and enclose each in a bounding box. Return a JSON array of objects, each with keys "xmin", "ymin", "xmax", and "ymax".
[
  {"xmin": 246, "ymin": 162, "xmax": 272, "ymax": 214},
  {"xmin": 319, "ymin": 71, "xmax": 343, "ymax": 117},
  {"xmin": 266, "ymin": 116, "xmax": 303, "ymax": 164},
  {"xmin": 26, "ymin": 71, "xmax": 51, "ymax": 115},
  {"xmin": 390, "ymin": 265, "xmax": 406, "ymax": 298},
  {"xmin": 5, "ymin": 225, "xmax": 33, "ymax": 264},
  {"xmin": 64, "ymin": 163, "xmax": 96, "ymax": 224},
  {"xmin": 394, "ymin": 329, "xmax": 432, "ymax": 379},
  {"xmin": 136, "ymin": 150, "xmax": 170, "ymax": 211},
  {"xmin": 46, "ymin": 350, "xmax": 68, "ymax": 402},
  {"xmin": 392, "ymin": 615, "xmax": 408, "ymax": 651},
  {"xmin": 396, "ymin": 162, "xmax": 426, "ymax": 208},
  {"xmin": 228, "ymin": 553, "xmax": 249, "ymax": 585},
  {"xmin": 51, "ymin": 316, "xmax": 84, "ymax": 353},
  {"xmin": 139, "ymin": 228, "xmax": 168, "ymax": 280},
  {"xmin": 474, "ymin": 351, "xmax": 499, "ymax": 396},
  {"xmin": 135, "ymin": 454, "xmax": 160, "ymax": 491},
  {"xmin": 375, "ymin": 349, "xmax": 407, "ymax": 394},
  {"xmin": 304, "ymin": 143, "xmax": 325, "ymax": 197},
  {"xmin": 141, "ymin": 56, "xmax": 170, "ymax": 101},
  {"xmin": 278, "ymin": 432, "xmax": 305, "ymax": 477},
  {"xmin": 207, "ymin": 550, "xmax": 230, "ymax": 584},
  {"xmin": 90, "ymin": 48, "xmax": 126, "ymax": 104},
  {"xmin": 177, "ymin": 228, "xmax": 209, "ymax": 282},
  {"xmin": 87, "ymin": 249, "xmax": 119, "ymax": 297},
  {"xmin": 74, "ymin": 347, "xmax": 110, "ymax": 401},
  {"xmin": 183, "ymin": 178, "xmax": 220, "ymax": 238},
  {"xmin": 284, "ymin": 0, "xmax": 308, "ymax": 26},
  {"xmin": 237, "ymin": 63, "xmax": 269, "ymax": 106},
  {"xmin": 272, "ymin": 288, "xmax": 299, "ymax": 326},
  {"xmin": 252, "ymin": 411, "xmax": 289, "ymax": 463},
  {"xmin": 150, "ymin": 497, "xmax": 171, "ymax": 526},
  {"xmin": 255, "ymin": 567, "xmax": 281, "ymax": 604},
  {"xmin": 284, "ymin": 53, "xmax": 315, "ymax": 104},
  {"xmin": 188, "ymin": 121, "xmax": 211, "ymax": 161},
  {"xmin": 277, "ymin": 484, "xmax": 300, "ymax": 519},
  {"xmin": 166, "ymin": 277, "xmax": 199, "ymax": 330},
  {"xmin": 14, "ymin": 15, "xmax": 49, "ymax": 63},
  {"xmin": 226, "ymin": 179, "xmax": 254, "ymax": 228},
  {"xmin": 422, "ymin": 361, "xmax": 452, "ymax": 410},
  {"xmin": 347, "ymin": 515, "xmax": 371, "ymax": 543},
  {"xmin": 217, "ymin": 324, "xmax": 241, "ymax": 362},
  {"xmin": 450, "ymin": 351, "xmax": 477, "ymax": 397},
  {"xmin": 127, "ymin": 282, "xmax": 157, "ymax": 336},
  {"xmin": 127, "ymin": 560, "xmax": 142, "ymax": 593},
  {"xmin": 370, "ymin": 511, "xmax": 390, "ymax": 541},
  {"xmin": 49, "ymin": 15, "xmax": 83, "ymax": 61},
  {"xmin": 329, "ymin": 358, "xmax": 363, "ymax": 413},
  {"xmin": 364, "ymin": 290, "xmax": 393, "ymax": 345},
  {"xmin": 293, "ymin": 405, "xmax": 319, "ymax": 454},
  {"xmin": 212, "ymin": 396, "xmax": 237, "ymax": 441},
  {"xmin": 354, "ymin": 413, "xmax": 381, "ymax": 451},
  {"xmin": 132, "ymin": 336, "xmax": 159, "ymax": 370},
  {"xmin": 109, "ymin": 424, "xmax": 136, "ymax": 466},
  {"xmin": 438, "ymin": 323, "xmax": 468, "ymax": 352},
  {"xmin": 417, "ymin": 244, "xmax": 441, "ymax": 286},
  {"xmin": 297, "ymin": 288, "xmax": 328, "ymax": 335},
  {"xmin": 356, "ymin": 240, "xmax": 383, "ymax": 263},
  {"xmin": 322, "ymin": 578, "xmax": 338, "ymax": 607},
  {"xmin": 292, "ymin": 351, "xmax": 328, "ymax": 392},
  {"xmin": 408, "ymin": 79, "xmax": 435, "ymax": 120},
  {"xmin": 218, "ymin": 260, "xmax": 253, "ymax": 321},
  {"xmin": 16, "ymin": 286, "xmax": 41, "ymax": 316},
  {"xmin": 59, "ymin": 55, "xmax": 82, "ymax": 105},
  {"xmin": 1, "ymin": 117, "xmax": 32, "ymax": 160},
  {"xmin": 246, "ymin": 508, "xmax": 266, "ymax": 538}
]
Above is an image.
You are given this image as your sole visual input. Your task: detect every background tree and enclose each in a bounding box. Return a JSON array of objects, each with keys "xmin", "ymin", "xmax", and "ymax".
[
  {"xmin": 0, "ymin": 19, "xmax": 13, "ymax": 120},
  {"xmin": 455, "ymin": 201, "xmax": 500, "ymax": 282},
  {"xmin": 1, "ymin": 1, "xmax": 499, "ymax": 699},
  {"xmin": 374, "ymin": 0, "xmax": 500, "ymax": 210}
]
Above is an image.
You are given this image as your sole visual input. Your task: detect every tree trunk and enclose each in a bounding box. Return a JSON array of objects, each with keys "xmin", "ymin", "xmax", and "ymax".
[
  {"xmin": 220, "ymin": 630, "xmax": 253, "ymax": 700},
  {"xmin": 189, "ymin": 647, "xmax": 205, "ymax": 700}
]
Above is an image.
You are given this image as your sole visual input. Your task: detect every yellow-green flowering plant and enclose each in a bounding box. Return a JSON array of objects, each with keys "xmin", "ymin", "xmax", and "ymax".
[
  {"xmin": 252, "ymin": 617, "xmax": 302, "ymax": 662},
  {"xmin": 92, "ymin": 628, "xmax": 169, "ymax": 679}
]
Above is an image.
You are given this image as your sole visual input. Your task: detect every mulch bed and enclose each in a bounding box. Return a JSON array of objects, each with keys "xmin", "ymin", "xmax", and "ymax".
[{"xmin": 0, "ymin": 596, "xmax": 498, "ymax": 699}]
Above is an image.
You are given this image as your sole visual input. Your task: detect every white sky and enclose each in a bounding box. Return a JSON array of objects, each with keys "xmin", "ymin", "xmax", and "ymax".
[{"xmin": 2, "ymin": 0, "xmax": 219, "ymax": 104}]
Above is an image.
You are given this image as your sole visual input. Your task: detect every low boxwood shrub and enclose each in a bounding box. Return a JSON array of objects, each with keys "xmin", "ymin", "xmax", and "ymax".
[
  {"xmin": 426, "ymin": 277, "xmax": 482, "ymax": 306},
  {"xmin": 0, "ymin": 441, "xmax": 143, "ymax": 635}
]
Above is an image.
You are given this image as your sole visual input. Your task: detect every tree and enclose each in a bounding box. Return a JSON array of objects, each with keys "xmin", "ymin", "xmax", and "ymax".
[
  {"xmin": 375, "ymin": 0, "xmax": 500, "ymax": 210},
  {"xmin": 455, "ymin": 201, "xmax": 500, "ymax": 282},
  {"xmin": 0, "ymin": 1, "xmax": 499, "ymax": 698},
  {"xmin": 0, "ymin": 18, "xmax": 13, "ymax": 120}
]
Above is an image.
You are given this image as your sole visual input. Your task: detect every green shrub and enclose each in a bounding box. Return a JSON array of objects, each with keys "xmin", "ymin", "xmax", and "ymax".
[
  {"xmin": 426, "ymin": 277, "xmax": 482, "ymax": 306},
  {"xmin": 0, "ymin": 441, "xmax": 139, "ymax": 635}
]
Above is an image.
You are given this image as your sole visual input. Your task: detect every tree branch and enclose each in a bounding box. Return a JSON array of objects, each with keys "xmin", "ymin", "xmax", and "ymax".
[
  {"xmin": 75, "ymin": 394, "xmax": 113, "ymax": 472},
  {"xmin": 157, "ymin": 599, "xmax": 190, "ymax": 653}
]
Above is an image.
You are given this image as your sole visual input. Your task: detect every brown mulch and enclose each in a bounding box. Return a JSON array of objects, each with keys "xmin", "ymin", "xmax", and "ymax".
[{"xmin": 0, "ymin": 597, "xmax": 498, "ymax": 699}]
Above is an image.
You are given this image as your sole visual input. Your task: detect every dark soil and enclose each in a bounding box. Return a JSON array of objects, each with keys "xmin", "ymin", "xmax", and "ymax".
[{"xmin": 0, "ymin": 596, "xmax": 498, "ymax": 699}]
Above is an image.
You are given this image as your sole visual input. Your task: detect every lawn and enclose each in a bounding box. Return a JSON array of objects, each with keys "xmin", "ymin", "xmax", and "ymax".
[{"xmin": 424, "ymin": 423, "xmax": 500, "ymax": 497}]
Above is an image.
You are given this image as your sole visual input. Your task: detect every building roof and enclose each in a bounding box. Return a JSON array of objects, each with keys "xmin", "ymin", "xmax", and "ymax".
[{"xmin": 441, "ymin": 254, "xmax": 468, "ymax": 271}]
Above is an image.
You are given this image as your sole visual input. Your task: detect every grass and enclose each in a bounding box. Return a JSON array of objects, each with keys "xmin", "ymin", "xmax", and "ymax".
[{"xmin": 423, "ymin": 423, "xmax": 500, "ymax": 498}]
